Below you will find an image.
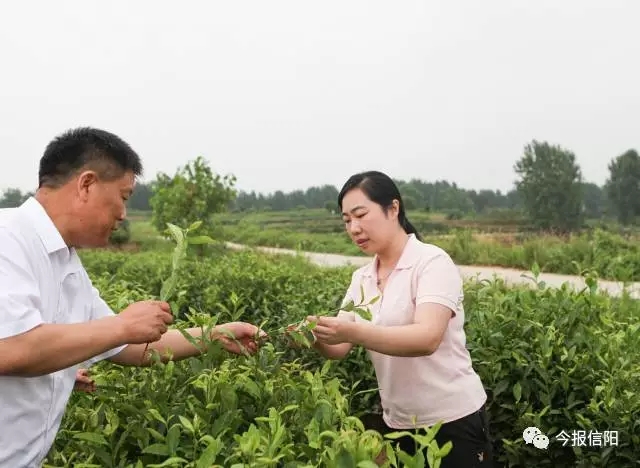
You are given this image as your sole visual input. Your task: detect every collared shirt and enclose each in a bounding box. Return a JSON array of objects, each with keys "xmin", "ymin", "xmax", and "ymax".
[
  {"xmin": 0, "ymin": 197, "xmax": 126, "ymax": 467},
  {"xmin": 338, "ymin": 233, "xmax": 487, "ymax": 429}
]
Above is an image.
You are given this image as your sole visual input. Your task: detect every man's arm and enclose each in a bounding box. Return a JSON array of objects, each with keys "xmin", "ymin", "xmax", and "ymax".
[
  {"xmin": 109, "ymin": 322, "xmax": 261, "ymax": 366},
  {"xmin": 0, "ymin": 230, "xmax": 131, "ymax": 377},
  {"xmin": 108, "ymin": 327, "xmax": 207, "ymax": 366},
  {"xmin": 0, "ymin": 317, "xmax": 128, "ymax": 377}
]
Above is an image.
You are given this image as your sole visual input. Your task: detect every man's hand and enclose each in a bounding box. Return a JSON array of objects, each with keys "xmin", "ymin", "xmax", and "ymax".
[
  {"xmin": 213, "ymin": 322, "xmax": 266, "ymax": 355},
  {"xmin": 73, "ymin": 368, "xmax": 96, "ymax": 393},
  {"xmin": 116, "ymin": 300, "xmax": 173, "ymax": 344},
  {"xmin": 306, "ymin": 315, "xmax": 353, "ymax": 345}
]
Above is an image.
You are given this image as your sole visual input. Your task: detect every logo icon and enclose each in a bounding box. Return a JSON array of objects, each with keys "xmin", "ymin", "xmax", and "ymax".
[{"xmin": 523, "ymin": 426, "xmax": 549, "ymax": 450}]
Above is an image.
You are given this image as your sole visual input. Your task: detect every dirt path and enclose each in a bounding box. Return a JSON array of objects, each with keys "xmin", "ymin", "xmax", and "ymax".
[{"xmin": 224, "ymin": 242, "xmax": 640, "ymax": 299}]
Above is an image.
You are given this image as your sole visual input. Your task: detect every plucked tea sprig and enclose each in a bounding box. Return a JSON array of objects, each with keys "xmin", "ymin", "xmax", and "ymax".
[
  {"xmin": 268, "ymin": 284, "xmax": 380, "ymax": 349},
  {"xmin": 140, "ymin": 221, "xmax": 215, "ymax": 363}
]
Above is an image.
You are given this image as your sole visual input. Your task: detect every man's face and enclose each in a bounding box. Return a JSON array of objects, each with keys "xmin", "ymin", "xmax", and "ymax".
[{"xmin": 73, "ymin": 170, "xmax": 135, "ymax": 248}]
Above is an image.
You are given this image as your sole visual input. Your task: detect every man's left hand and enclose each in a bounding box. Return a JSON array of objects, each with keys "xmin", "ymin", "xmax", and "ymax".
[
  {"xmin": 73, "ymin": 368, "xmax": 96, "ymax": 393},
  {"xmin": 213, "ymin": 322, "xmax": 266, "ymax": 355}
]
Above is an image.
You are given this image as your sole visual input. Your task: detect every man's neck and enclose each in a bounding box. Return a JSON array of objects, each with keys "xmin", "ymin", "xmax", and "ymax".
[{"xmin": 34, "ymin": 189, "xmax": 74, "ymax": 247}]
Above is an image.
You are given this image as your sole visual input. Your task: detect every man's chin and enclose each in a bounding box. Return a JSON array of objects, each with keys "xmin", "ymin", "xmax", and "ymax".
[{"xmin": 75, "ymin": 237, "xmax": 110, "ymax": 249}]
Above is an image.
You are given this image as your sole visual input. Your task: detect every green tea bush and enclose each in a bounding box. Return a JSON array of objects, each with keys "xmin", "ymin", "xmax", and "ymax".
[{"xmin": 43, "ymin": 246, "xmax": 640, "ymax": 467}]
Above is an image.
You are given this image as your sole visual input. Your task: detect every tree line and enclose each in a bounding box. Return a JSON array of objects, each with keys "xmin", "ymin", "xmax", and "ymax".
[{"xmin": 1, "ymin": 140, "xmax": 639, "ymax": 232}]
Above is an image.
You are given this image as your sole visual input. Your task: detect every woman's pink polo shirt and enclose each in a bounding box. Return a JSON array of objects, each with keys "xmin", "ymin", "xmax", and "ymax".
[{"xmin": 337, "ymin": 233, "xmax": 487, "ymax": 429}]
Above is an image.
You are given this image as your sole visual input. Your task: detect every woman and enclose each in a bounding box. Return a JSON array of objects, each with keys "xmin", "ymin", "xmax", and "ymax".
[{"xmin": 305, "ymin": 171, "xmax": 493, "ymax": 467}]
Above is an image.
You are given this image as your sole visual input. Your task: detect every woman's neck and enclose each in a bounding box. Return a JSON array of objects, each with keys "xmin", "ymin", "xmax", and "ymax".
[{"xmin": 377, "ymin": 230, "xmax": 409, "ymax": 270}]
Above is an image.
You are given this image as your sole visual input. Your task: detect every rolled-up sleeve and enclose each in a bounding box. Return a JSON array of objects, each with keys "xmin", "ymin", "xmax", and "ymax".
[
  {"xmin": 415, "ymin": 251, "xmax": 463, "ymax": 315},
  {"xmin": 0, "ymin": 231, "xmax": 44, "ymax": 339}
]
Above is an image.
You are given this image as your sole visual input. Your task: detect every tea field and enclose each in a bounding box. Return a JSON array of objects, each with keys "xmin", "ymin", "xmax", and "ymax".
[
  {"xmin": 44, "ymin": 243, "xmax": 639, "ymax": 467},
  {"xmin": 198, "ymin": 210, "xmax": 640, "ymax": 283}
]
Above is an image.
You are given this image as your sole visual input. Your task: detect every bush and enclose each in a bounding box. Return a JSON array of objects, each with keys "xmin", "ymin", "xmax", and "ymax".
[{"xmin": 43, "ymin": 247, "xmax": 640, "ymax": 466}]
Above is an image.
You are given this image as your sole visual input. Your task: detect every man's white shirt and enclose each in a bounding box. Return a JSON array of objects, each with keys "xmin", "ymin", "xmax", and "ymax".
[{"xmin": 0, "ymin": 198, "xmax": 126, "ymax": 467}]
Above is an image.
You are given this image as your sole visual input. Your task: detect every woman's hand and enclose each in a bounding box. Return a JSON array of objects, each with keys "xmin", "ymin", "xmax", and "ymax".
[
  {"xmin": 306, "ymin": 315, "xmax": 354, "ymax": 345},
  {"xmin": 282, "ymin": 322, "xmax": 315, "ymax": 348}
]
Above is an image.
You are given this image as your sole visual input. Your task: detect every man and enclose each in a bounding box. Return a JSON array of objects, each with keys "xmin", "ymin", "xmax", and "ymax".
[{"xmin": 0, "ymin": 127, "xmax": 264, "ymax": 467}]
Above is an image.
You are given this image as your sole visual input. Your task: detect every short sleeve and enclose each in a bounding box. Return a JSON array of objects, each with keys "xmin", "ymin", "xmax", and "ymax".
[
  {"xmin": 415, "ymin": 251, "xmax": 462, "ymax": 315},
  {"xmin": 0, "ymin": 230, "xmax": 44, "ymax": 340},
  {"xmin": 83, "ymin": 285, "xmax": 128, "ymax": 366}
]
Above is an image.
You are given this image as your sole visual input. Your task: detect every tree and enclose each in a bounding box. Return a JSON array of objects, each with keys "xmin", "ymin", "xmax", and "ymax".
[
  {"xmin": 150, "ymin": 156, "xmax": 237, "ymax": 237},
  {"xmin": 0, "ymin": 188, "xmax": 32, "ymax": 208},
  {"xmin": 581, "ymin": 182, "xmax": 607, "ymax": 219},
  {"xmin": 604, "ymin": 149, "xmax": 640, "ymax": 225},
  {"xmin": 514, "ymin": 140, "xmax": 584, "ymax": 233}
]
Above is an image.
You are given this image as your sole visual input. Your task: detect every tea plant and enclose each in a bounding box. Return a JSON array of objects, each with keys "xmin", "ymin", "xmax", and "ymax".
[
  {"xmin": 275, "ymin": 284, "xmax": 380, "ymax": 349},
  {"xmin": 41, "ymin": 241, "xmax": 640, "ymax": 467},
  {"xmin": 141, "ymin": 221, "xmax": 216, "ymax": 363}
]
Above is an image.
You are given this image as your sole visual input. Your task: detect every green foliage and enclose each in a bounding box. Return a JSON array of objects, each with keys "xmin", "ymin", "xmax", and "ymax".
[
  {"xmin": 43, "ymin": 242, "xmax": 640, "ymax": 466},
  {"xmin": 464, "ymin": 274, "xmax": 639, "ymax": 467},
  {"xmin": 605, "ymin": 149, "xmax": 640, "ymax": 225},
  {"xmin": 514, "ymin": 140, "xmax": 584, "ymax": 233},
  {"xmin": 150, "ymin": 156, "xmax": 237, "ymax": 237},
  {"xmin": 45, "ymin": 241, "xmax": 451, "ymax": 466},
  {"xmin": 211, "ymin": 217, "xmax": 640, "ymax": 282}
]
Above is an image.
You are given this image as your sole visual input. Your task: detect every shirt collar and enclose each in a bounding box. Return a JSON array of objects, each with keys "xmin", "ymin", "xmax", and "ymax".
[
  {"xmin": 362, "ymin": 233, "xmax": 420, "ymax": 277},
  {"xmin": 19, "ymin": 196, "xmax": 69, "ymax": 254}
]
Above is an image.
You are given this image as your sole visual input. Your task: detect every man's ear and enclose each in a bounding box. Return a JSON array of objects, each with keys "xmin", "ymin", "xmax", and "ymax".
[{"xmin": 76, "ymin": 170, "xmax": 99, "ymax": 201}]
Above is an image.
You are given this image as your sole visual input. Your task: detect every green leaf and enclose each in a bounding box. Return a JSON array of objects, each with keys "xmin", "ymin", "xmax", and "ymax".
[
  {"xmin": 72, "ymin": 432, "xmax": 109, "ymax": 446},
  {"xmin": 147, "ymin": 457, "xmax": 189, "ymax": 467},
  {"xmin": 513, "ymin": 382, "xmax": 522, "ymax": 403},
  {"xmin": 188, "ymin": 235, "xmax": 215, "ymax": 245},
  {"xmin": 357, "ymin": 462, "xmax": 380, "ymax": 468},
  {"xmin": 196, "ymin": 438, "xmax": 223, "ymax": 468},
  {"xmin": 178, "ymin": 415, "xmax": 195, "ymax": 434},
  {"xmin": 142, "ymin": 444, "xmax": 170, "ymax": 456},
  {"xmin": 188, "ymin": 220, "xmax": 203, "ymax": 231}
]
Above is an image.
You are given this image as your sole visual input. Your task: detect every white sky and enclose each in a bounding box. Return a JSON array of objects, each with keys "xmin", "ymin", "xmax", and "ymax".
[{"xmin": 1, "ymin": 0, "xmax": 638, "ymax": 195}]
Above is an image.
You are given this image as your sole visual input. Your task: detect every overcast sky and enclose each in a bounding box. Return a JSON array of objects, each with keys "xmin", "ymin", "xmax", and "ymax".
[{"xmin": 1, "ymin": 0, "xmax": 638, "ymax": 195}]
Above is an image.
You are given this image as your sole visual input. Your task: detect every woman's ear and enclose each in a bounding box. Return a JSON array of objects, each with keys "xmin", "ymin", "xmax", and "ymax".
[{"xmin": 390, "ymin": 199, "xmax": 400, "ymax": 218}]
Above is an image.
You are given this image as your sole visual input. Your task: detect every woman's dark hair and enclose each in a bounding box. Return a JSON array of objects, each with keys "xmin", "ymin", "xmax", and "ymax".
[{"xmin": 337, "ymin": 170, "xmax": 422, "ymax": 241}]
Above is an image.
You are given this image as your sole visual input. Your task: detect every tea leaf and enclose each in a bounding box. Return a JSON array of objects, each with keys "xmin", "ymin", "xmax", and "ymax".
[
  {"xmin": 73, "ymin": 432, "xmax": 109, "ymax": 446},
  {"xmin": 142, "ymin": 444, "xmax": 170, "ymax": 456}
]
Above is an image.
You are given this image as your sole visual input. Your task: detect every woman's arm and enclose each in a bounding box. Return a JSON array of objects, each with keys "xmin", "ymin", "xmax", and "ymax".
[
  {"xmin": 347, "ymin": 302, "xmax": 452, "ymax": 357},
  {"xmin": 313, "ymin": 340, "xmax": 354, "ymax": 360}
]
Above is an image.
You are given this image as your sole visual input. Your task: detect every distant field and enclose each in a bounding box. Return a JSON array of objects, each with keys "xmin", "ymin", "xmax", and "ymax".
[
  {"xmin": 126, "ymin": 209, "xmax": 640, "ymax": 283},
  {"xmin": 209, "ymin": 208, "xmax": 533, "ymax": 235}
]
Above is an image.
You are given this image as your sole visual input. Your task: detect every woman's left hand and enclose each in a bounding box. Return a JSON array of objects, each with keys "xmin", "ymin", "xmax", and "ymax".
[{"xmin": 306, "ymin": 316, "xmax": 353, "ymax": 345}]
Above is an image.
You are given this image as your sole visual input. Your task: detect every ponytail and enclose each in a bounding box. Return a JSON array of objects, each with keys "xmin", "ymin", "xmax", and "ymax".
[{"xmin": 400, "ymin": 212, "xmax": 422, "ymax": 241}]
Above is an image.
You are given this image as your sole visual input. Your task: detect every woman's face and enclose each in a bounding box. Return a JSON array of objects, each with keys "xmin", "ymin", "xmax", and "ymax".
[{"xmin": 340, "ymin": 188, "xmax": 399, "ymax": 254}]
